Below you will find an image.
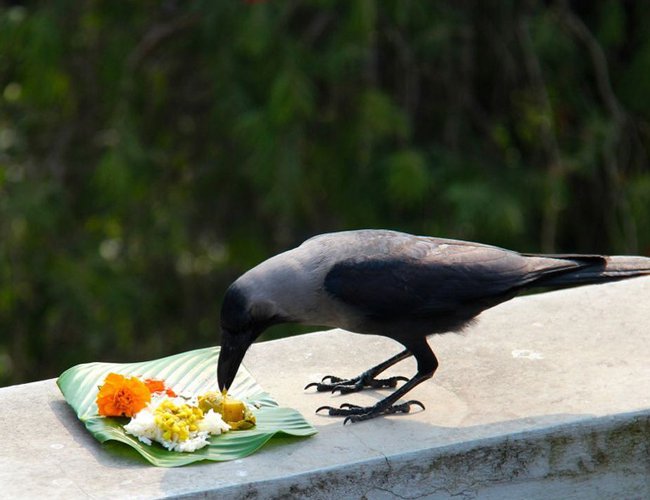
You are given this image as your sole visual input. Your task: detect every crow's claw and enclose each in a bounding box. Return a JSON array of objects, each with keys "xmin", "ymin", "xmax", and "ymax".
[
  {"xmin": 305, "ymin": 374, "xmax": 409, "ymax": 394},
  {"xmin": 316, "ymin": 403, "xmax": 366, "ymax": 416},
  {"xmin": 317, "ymin": 399, "xmax": 425, "ymax": 423},
  {"xmin": 304, "ymin": 381, "xmax": 347, "ymax": 392},
  {"xmin": 387, "ymin": 399, "xmax": 425, "ymax": 414},
  {"xmin": 305, "ymin": 381, "xmax": 346, "ymax": 391},
  {"xmin": 331, "ymin": 383, "xmax": 360, "ymax": 394},
  {"xmin": 304, "ymin": 375, "xmax": 351, "ymax": 392},
  {"xmin": 339, "ymin": 403, "xmax": 363, "ymax": 410}
]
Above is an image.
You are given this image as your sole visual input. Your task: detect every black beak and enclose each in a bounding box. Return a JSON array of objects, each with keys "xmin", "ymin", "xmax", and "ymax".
[{"xmin": 217, "ymin": 329, "xmax": 252, "ymax": 392}]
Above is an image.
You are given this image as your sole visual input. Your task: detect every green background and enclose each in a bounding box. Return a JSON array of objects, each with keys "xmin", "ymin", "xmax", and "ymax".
[{"xmin": 1, "ymin": 1, "xmax": 649, "ymax": 386}]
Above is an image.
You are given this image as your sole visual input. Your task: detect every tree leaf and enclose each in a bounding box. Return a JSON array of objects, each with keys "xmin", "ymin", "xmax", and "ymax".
[{"xmin": 57, "ymin": 346, "xmax": 316, "ymax": 467}]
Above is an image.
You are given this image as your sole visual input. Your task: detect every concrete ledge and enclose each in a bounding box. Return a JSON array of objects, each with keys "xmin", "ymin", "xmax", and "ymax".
[
  {"xmin": 206, "ymin": 411, "xmax": 649, "ymax": 499},
  {"xmin": 2, "ymin": 278, "xmax": 650, "ymax": 498}
]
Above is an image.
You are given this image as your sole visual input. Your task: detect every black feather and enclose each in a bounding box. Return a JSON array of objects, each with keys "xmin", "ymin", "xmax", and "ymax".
[{"xmin": 324, "ymin": 245, "xmax": 534, "ymax": 322}]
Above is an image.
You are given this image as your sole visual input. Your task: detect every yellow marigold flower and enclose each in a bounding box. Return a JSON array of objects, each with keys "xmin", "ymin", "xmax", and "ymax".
[{"xmin": 96, "ymin": 372, "xmax": 151, "ymax": 417}]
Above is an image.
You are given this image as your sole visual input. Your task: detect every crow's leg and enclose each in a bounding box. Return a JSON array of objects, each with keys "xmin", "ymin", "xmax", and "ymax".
[
  {"xmin": 304, "ymin": 349, "xmax": 411, "ymax": 394},
  {"xmin": 315, "ymin": 338, "xmax": 438, "ymax": 423}
]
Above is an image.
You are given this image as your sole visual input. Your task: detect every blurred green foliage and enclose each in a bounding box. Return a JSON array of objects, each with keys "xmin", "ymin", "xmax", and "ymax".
[{"xmin": 1, "ymin": 1, "xmax": 649, "ymax": 386}]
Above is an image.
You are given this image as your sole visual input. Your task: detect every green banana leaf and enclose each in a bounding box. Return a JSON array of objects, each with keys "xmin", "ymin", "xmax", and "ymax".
[{"xmin": 57, "ymin": 346, "xmax": 317, "ymax": 467}]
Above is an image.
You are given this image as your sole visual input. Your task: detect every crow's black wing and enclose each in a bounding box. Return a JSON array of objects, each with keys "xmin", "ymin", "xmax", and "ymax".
[{"xmin": 324, "ymin": 239, "xmax": 579, "ymax": 320}]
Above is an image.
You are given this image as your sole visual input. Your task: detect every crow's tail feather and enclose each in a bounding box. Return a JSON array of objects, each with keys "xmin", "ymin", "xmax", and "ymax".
[{"xmin": 531, "ymin": 255, "xmax": 650, "ymax": 289}]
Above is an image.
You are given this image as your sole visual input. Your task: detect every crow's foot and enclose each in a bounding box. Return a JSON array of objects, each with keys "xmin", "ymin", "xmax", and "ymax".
[
  {"xmin": 316, "ymin": 400, "xmax": 425, "ymax": 424},
  {"xmin": 304, "ymin": 373, "xmax": 408, "ymax": 394}
]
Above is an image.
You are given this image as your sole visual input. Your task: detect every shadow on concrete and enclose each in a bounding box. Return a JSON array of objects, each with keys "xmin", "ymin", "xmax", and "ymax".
[{"xmin": 49, "ymin": 399, "xmax": 152, "ymax": 469}]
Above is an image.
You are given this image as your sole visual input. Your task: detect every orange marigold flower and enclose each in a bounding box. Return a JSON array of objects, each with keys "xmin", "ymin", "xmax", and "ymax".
[
  {"xmin": 144, "ymin": 378, "xmax": 176, "ymax": 397},
  {"xmin": 96, "ymin": 373, "xmax": 151, "ymax": 417}
]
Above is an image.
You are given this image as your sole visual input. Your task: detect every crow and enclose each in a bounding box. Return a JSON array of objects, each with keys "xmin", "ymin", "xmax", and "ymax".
[{"xmin": 217, "ymin": 229, "xmax": 650, "ymax": 423}]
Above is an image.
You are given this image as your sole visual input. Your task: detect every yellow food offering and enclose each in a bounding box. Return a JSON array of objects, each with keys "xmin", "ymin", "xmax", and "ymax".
[
  {"xmin": 153, "ymin": 399, "xmax": 203, "ymax": 442},
  {"xmin": 222, "ymin": 399, "xmax": 245, "ymax": 422},
  {"xmin": 198, "ymin": 391, "xmax": 256, "ymax": 430}
]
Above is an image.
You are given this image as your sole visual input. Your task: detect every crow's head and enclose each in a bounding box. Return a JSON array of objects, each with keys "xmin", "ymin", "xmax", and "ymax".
[{"xmin": 217, "ymin": 282, "xmax": 286, "ymax": 391}]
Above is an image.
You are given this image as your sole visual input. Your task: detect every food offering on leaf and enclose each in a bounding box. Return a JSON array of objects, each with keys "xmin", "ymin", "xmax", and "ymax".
[
  {"xmin": 123, "ymin": 394, "xmax": 230, "ymax": 452},
  {"xmin": 95, "ymin": 373, "xmax": 255, "ymax": 453},
  {"xmin": 198, "ymin": 390, "xmax": 257, "ymax": 430}
]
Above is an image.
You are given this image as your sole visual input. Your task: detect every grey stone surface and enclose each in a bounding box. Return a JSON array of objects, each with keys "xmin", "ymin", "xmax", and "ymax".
[{"xmin": 1, "ymin": 278, "xmax": 650, "ymax": 499}]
